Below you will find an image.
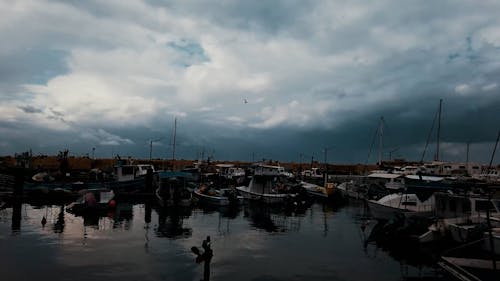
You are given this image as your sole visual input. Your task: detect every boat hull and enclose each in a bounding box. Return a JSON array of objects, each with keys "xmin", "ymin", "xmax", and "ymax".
[
  {"xmin": 193, "ymin": 189, "xmax": 244, "ymax": 206},
  {"xmin": 368, "ymin": 200, "xmax": 434, "ymax": 220},
  {"xmin": 236, "ymin": 186, "xmax": 289, "ymax": 204}
]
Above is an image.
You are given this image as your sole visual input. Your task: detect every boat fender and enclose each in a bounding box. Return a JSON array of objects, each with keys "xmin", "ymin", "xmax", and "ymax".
[{"xmin": 108, "ymin": 200, "xmax": 116, "ymax": 209}]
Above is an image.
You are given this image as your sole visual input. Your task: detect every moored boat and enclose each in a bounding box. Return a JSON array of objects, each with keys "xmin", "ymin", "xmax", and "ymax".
[
  {"xmin": 301, "ymin": 181, "xmax": 336, "ymax": 199},
  {"xmin": 193, "ymin": 186, "xmax": 244, "ymax": 206},
  {"xmin": 156, "ymin": 174, "xmax": 193, "ymax": 207},
  {"xmin": 236, "ymin": 163, "xmax": 298, "ymax": 204},
  {"xmin": 368, "ymin": 193, "xmax": 435, "ymax": 221}
]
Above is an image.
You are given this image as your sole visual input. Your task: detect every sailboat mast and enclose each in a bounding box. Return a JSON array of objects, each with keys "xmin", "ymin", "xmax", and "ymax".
[
  {"xmin": 324, "ymin": 148, "xmax": 328, "ymax": 187},
  {"xmin": 488, "ymin": 130, "xmax": 500, "ymax": 170},
  {"xmin": 435, "ymin": 99, "xmax": 442, "ymax": 161},
  {"xmin": 172, "ymin": 117, "xmax": 177, "ymax": 161},
  {"xmin": 378, "ymin": 116, "xmax": 384, "ymax": 166},
  {"xmin": 466, "ymin": 141, "xmax": 470, "ymax": 168}
]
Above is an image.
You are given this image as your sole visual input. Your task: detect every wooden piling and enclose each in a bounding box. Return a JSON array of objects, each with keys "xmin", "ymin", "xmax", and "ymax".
[{"xmin": 145, "ymin": 168, "xmax": 153, "ymax": 193}]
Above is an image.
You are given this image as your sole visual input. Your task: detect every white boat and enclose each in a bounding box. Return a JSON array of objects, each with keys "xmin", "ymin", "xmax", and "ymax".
[
  {"xmin": 368, "ymin": 193, "xmax": 435, "ymax": 220},
  {"xmin": 193, "ymin": 186, "xmax": 244, "ymax": 206},
  {"xmin": 475, "ymin": 168, "xmax": 500, "ymax": 182},
  {"xmin": 113, "ymin": 163, "xmax": 155, "ymax": 182},
  {"xmin": 419, "ymin": 193, "xmax": 500, "ymax": 244},
  {"xmin": 236, "ymin": 164, "xmax": 295, "ymax": 204}
]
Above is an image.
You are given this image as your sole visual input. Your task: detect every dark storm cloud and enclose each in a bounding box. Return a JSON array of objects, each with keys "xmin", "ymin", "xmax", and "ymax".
[
  {"xmin": 145, "ymin": 0, "xmax": 316, "ymax": 34},
  {"xmin": 0, "ymin": 1, "xmax": 499, "ymax": 165},
  {"xmin": 0, "ymin": 49, "xmax": 68, "ymax": 84}
]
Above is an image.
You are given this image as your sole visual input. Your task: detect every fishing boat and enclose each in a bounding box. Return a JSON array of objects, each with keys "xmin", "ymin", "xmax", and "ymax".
[
  {"xmin": 193, "ymin": 185, "xmax": 244, "ymax": 206},
  {"xmin": 367, "ymin": 193, "xmax": 435, "ymax": 221},
  {"xmin": 236, "ymin": 163, "xmax": 297, "ymax": 204},
  {"xmin": 23, "ymin": 161, "xmax": 156, "ymax": 195},
  {"xmin": 156, "ymin": 173, "xmax": 193, "ymax": 207}
]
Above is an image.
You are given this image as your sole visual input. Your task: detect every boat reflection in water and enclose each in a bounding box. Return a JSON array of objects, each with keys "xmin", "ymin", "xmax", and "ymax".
[
  {"xmin": 154, "ymin": 205, "xmax": 193, "ymax": 239},
  {"xmin": 52, "ymin": 205, "xmax": 65, "ymax": 233},
  {"xmin": 66, "ymin": 201, "xmax": 134, "ymax": 231},
  {"xmin": 0, "ymin": 197, "xmax": 449, "ymax": 281},
  {"xmin": 361, "ymin": 217, "xmax": 451, "ymax": 279},
  {"xmin": 196, "ymin": 201, "xmax": 242, "ymax": 219},
  {"xmin": 243, "ymin": 201, "xmax": 309, "ymax": 233}
]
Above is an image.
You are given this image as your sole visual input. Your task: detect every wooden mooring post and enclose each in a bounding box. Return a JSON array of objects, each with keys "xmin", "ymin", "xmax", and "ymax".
[
  {"xmin": 145, "ymin": 168, "xmax": 153, "ymax": 194},
  {"xmin": 191, "ymin": 236, "xmax": 213, "ymax": 281}
]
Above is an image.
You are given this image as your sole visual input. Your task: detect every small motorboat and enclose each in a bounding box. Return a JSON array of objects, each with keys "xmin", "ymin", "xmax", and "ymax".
[{"xmin": 193, "ymin": 185, "xmax": 243, "ymax": 206}]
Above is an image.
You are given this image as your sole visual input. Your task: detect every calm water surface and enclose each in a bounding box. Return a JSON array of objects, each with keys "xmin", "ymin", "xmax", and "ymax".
[{"xmin": 0, "ymin": 200, "xmax": 443, "ymax": 281}]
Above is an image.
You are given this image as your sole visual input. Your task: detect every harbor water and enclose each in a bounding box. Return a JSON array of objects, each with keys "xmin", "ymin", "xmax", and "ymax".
[{"xmin": 0, "ymin": 200, "xmax": 447, "ymax": 281}]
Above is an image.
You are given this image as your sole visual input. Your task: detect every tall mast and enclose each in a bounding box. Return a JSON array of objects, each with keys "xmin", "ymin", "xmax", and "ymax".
[
  {"xmin": 324, "ymin": 148, "xmax": 328, "ymax": 187},
  {"xmin": 435, "ymin": 99, "xmax": 442, "ymax": 161},
  {"xmin": 488, "ymin": 130, "xmax": 500, "ymax": 170},
  {"xmin": 378, "ymin": 116, "xmax": 384, "ymax": 166},
  {"xmin": 486, "ymin": 130, "xmax": 500, "ymax": 272},
  {"xmin": 466, "ymin": 141, "xmax": 470, "ymax": 167},
  {"xmin": 172, "ymin": 117, "xmax": 177, "ymax": 161}
]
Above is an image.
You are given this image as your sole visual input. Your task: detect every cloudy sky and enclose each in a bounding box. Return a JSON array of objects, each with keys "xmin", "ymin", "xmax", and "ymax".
[{"xmin": 1, "ymin": 0, "xmax": 499, "ymax": 164}]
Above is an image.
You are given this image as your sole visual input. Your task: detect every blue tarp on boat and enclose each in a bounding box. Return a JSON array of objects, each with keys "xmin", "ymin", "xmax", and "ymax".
[{"xmin": 158, "ymin": 171, "xmax": 195, "ymax": 180}]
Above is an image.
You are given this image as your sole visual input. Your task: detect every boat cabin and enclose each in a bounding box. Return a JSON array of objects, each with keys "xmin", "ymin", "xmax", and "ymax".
[
  {"xmin": 253, "ymin": 164, "xmax": 286, "ymax": 177},
  {"xmin": 113, "ymin": 164, "xmax": 155, "ymax": 182},
  {"xmin": 301, "ymin": 168, "xmax": 323, "ymax": 178},
  {"xmin": 216, "ymin": 164, "xmax": 245, "ymax": 179}
]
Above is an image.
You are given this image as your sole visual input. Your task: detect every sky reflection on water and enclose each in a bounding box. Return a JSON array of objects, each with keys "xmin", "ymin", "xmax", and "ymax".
[{"xmin": 0, "ymin": 200, "xmax": 442, "ymax": 281}]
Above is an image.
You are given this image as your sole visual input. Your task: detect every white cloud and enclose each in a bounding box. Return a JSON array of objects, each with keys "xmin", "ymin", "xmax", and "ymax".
[
  {"xmin": 25, "ymin": 72, "xmax": 166, "ymax": 128},
  {"xmin": 454, "ymin": 84, "xmax": 472, "ymax": 95},
  {"xmin": 226, "ymin": 116, "xmax": 245, "ymax": 126},
  {"xmin": 482, "ymin": 83, "xmax": 497, "ymax": 92},
  {"xmin": 1, "ymin": 0, "xmax": 500, "ymax": 162},
  {"xmin": 478, "ymin": 26, "xmax": 500, "ymax": 47},
  {"xmin": 81, "ymin": 129, "xmax": 134, "ymax": 146},
  {"xmin": 250, "ymin": 99, "xmax": 333, "ymax": 129}
]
